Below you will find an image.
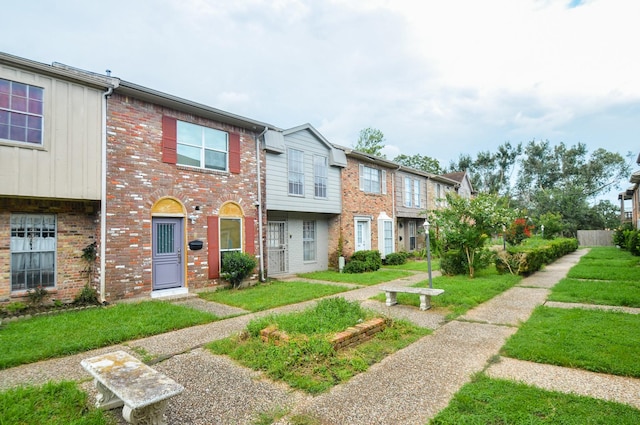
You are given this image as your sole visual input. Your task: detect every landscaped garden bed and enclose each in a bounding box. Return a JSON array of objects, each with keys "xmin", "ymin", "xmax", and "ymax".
[{"xmin": 207, "ymin": 297, "xmax": 430, "ymax": 393}]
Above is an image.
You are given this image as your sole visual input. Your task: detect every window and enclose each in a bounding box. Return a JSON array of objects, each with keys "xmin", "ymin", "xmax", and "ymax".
[
  {"xmin": 383, "ymin": 220, "xmax": 393, "ymax": 257},
  {"xmin": 176, "ymin": 120, "xmax": 228, "ymax": 171},
  {"xmin": 409, "ymin": 221, "xmax": 417, "ymax": 251},
  {"xmin": 303, "ymin": 220, "xmax": 316, "ymax": 262},
  {"xmin": 10, "ymin": 214, "xmax": 56, "ymax": 291},
  {"xmin": 220, "ymin": 218, "xmax": 242, "ymax": 260},
  {"xmin": 314, "ymin": 155, "xmax": 328, "ymax": 198},
  {"xmin": 288, "ymin": 148, "xmax": 304, "ymax": 196},
  {"xmin": 414, "ymin": 180, "xmax": 421, "ymax": 208},
  {"xmin": 359, "ymin": 165, "xmax": 386, "ymax": 194},
  {"xmin": 0, "ymin": 78, "xmax": 44, "ymax": 145},
  {"xmin": 404, "ymin": 177, "xmax": 412, "ymax": 207}
]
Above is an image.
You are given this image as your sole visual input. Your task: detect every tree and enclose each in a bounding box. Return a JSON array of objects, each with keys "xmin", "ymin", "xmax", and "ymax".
[
  {"xmin": 448, "ymin": 142, "xmax": 521, "ymax": 195},
  {"xmin": 431, "ymin": 193, "xmax": 517, "ymax": 278},
  {"xmin": 393, "ymin": 153, "xmax": 442, "ymax": 174},
  {"xmin": 354, "ymin": 127, "xmax": 386, "ymax": 158}
]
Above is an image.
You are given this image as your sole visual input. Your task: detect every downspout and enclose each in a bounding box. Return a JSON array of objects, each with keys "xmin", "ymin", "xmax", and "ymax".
[
  {"xmin": 100, "ymin": 81, "xmax": 117, "ymax": 303},
  {"xmin": 256, "ymin": 126, "xmax": 268, "ymax": 282}
]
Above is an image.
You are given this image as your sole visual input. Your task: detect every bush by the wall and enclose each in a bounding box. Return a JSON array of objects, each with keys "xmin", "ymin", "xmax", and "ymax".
[
  {"xmin": 348, "ymin": 250, "xmax": 382, "ymax": 272},
  {"xmin": 221, "ymin": 252, "xmax": 257, "ymax": 288},
  {"xmin": 343, "ymin": 260, "xmax": 367, "ymax": 274},
  {"xmin": 383, "ymin": 252, "xmax": 408, "ymax": 266},
  {"xmin": 440, "ymin": 250, "xmax": 468, "ymax": 276}
]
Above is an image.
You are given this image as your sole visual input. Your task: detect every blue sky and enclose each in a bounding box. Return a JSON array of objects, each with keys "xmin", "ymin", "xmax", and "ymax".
[{"xmin": 2, "ymin": 0, "xmax": 638, "ymax": 203}]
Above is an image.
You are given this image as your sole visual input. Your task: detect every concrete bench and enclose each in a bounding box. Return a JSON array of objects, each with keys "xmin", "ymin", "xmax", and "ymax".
[
  {"xmin": 81, "ymin": 350, "xmax": 184, "ymax": 425},
  {"xmin": 380, "ymin": 286, "xmax": 445, "ymax": 311}
]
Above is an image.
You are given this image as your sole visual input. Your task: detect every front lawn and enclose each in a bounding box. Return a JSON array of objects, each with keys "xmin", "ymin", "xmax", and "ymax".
[
  {"xmin": 430, "ymin": 374, "xmax": 640, "ymax": 424},
  {"xmin": 382, "ymin": 258, "xmax": 441, "ymax": 272},
  {"xmin": 298, "ymin": 269, "xmax": 412, "ymax": 285},
  {"xmin": 371, "ymin": 266, "xmax": 521, "ymax": 319},
  {"xmin": 207, "ymin": 298, "xmax": 429, "ymax": 394},
  {"xmin": 198, "ymin": 280, "xmax": 351, "ymax": 312},
  {"xmin": 0, "ymin": 381, "xmax": 113, "ymax": 425},
  {"xmin": 0, "ymin": 301, "xmax": 217, "ymax": 370},
  {"xmin": 501, "ymin": 306, "xmax": 640, "ymax": 378},
  {"xmin": 548, "ymin": 277, "xmax": 640, "ymax": 307}
]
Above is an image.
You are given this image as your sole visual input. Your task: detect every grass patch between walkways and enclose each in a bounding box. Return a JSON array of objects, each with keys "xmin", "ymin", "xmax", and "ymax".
[
  {"xmin": 382, "ymin": 258, "xmax": 441, "ymax": 272},
  {"xmin": 0, "ymin": 381, "xmax": 114, "ymax": 425},
  {"xmin": 207, "ymin": 298, "xmax": 430, "ymax": 394},
  {"xmin": 198, "ymin": 280, "xmax": 351, "ymax": 312},
  {"xmin": 548, "ymin": 277, "xmax": 640, "ymax": 307},
  {"xmin": 0, "ymin": 301, "xmax": 217, "ymax": 370},
  {"xmin": 430, "ymin": 374, "xmax": 640, "ymax": 424},
  {"xmin": 370, "ymin": 266, "xmax": 521, "ymax": 319},
  {"xmin": 297, "ymin": 269, "xmax": 413, "ymax": 285},
  {"xmin": 565, "ymin": 246, "xmax": 640, "ymax": 281},
  {"xmin": 501, "ymin": 306, "xmax": 640, "ymax": 378}
]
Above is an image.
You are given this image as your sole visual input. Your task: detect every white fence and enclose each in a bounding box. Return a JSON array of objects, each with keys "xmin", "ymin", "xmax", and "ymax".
[{"xmin": 577, "ymin": 230, "xmax": 614, "ymax": 246}]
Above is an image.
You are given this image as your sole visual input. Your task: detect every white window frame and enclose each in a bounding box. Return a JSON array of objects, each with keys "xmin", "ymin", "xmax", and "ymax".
[
  {"xmin": 0, "ymin": 78, "xmax": 44, "ymax": 146},
  {"xmin": 359, "ymin": 164, "xmax": 386, "ymax": 194},
  {"xmin": 10, "ymin": 214, "xmax": 56, "ymax": 291},
  {"xmin": 414, "ymin": 179, "xmax": 421, "ymax": 208},
  {"xmin": 288, "ymin": 148, "xmax": 305, "ymax": 196},
  {"xmin": 404, "ymin": 177, "xmax": 412, "ymax": 207},
  {"xmin": 377, "ymin": 212, "xmax": 394, "ymax": 258},
  {"xmin": 176, "ymin": 120, "xmax": 228, "ymax": 171},
  {"xmin": 303, "ymin": 220, "xmax": 317, "ymax": 262},
  {"xmin": 314, "ymin": 155, "xmax": 328, "ymax": 199}
]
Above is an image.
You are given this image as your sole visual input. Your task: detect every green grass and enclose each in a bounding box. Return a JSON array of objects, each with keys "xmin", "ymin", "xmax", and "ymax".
[
  {"xmin": 371, "ymin": 266, "xmax": 521, "ymax": 319},
  {"xmin": 382, "ymin": 258, "xmax": 441, "ymax": 272},
  {"xmin": 298, "ymin": 269, "xmax": 413, "ymax": 285},
  {"xmin": 501, "ymin": 306, "xmax": 640, "ymax": 377},
  {"xmin": 430, "ymin": 374, "xmax": 640, "ymax": 424},
  {"xmin": 549, "ymin": 278, "xmax": 640, "ymax": 307},
  {"xmin": 0, "ymin": 301, "xmax": 217, "ymax": 370},
  {"xmin": 207, "ymin": 298, "xmax": 430, "ymax": 394},
  {"xmin": 0, "ymin": 381, "xmax": 114, "ymax": 425},
  {"xmin": 565, "ymin": 246, "xmax": 640, "ymax": 281},
  {"xmin": 198, "ymin": 280, "xmax": 351, "ymax": 312}
]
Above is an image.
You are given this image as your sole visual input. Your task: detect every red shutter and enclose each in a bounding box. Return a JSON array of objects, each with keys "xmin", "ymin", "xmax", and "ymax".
[
  {"xmin": 244, "ymin": 217, "xmax": 255, "ymax": 255},
  {"xmin": 162, "ymin": 116, "xmax": 177, "ymax": 164},
  {"xmin": 207, "ymin": 216, "xmax": 220, "ymax": 279},
  {"xmin": 229, "ymin": 132, "xmax": 241, "ymax": 173}
]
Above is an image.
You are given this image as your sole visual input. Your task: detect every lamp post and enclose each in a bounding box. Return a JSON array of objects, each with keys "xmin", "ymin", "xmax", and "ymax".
[
  {"xmin": 541, "ymin": 224, "xmax": 545, "ymax": 239},
  {"xmin": 423, "ymin": 220, "xmax": 433, "ymax": 289}
]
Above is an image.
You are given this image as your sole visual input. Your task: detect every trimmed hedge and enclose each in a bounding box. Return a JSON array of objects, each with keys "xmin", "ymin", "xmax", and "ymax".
[
  {"xmin": 383, "ymin": 252, "xmax": 409, "ymax": 266},
  {"xmin": 495, "ymin": 237, "xmax": 578, "ymax": 275},
  {"xmin": 343, "ymin": 250, "xmax": 382, "ymax": 273}
]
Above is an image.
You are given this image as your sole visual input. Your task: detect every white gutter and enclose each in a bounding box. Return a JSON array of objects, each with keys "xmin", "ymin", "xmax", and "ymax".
[
  {"xmin": 99, "ymin": 83, "xmax": 116, "ymax": 302},
  {"xmin": 256, "ymin": 127, "xmax": 268, "ymax": 282}
]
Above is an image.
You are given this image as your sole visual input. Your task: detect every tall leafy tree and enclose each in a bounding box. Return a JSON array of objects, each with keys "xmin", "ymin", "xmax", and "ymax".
[
  {"xmin": 431, "ymin": 193, "xmax": 516, "ymax": 277},
  {"xmin": 354, "ymin": 127, "xmax": 386, "ymax": 158},
  {"xmin": 393, "ymin": 153, "xmax": 442, "ymax": 174}
]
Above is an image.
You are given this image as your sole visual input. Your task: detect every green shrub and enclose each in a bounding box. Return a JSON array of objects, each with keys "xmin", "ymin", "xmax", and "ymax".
[
  {"xmin": 221, "ymin": 251, "xmax": 258, "ymax": 288},
  {"xmin": 383, "ymin": 252, "xmax": 408, "ymax": 266},
  {"xmin": 73, "ymin": 284, "xmax": 100, "ymax": 306},
  {"xmin": 343, "ymin": 259, "xmax": 367, "ymax": 274},
  {"xmin": 627, "ymin": 230, "xmax": 640, "ymax": 256},
  {"xmin": 26, "ymin": 286, "xmax": 49, "ymax": 306},
  {"xmin": 440, "ymin": 250, "xmax": 468, "ymax": 276},
  {"xmin": 4, "ymin": 302, "xmax": 27, "ymax": 315},
  {"xmin": 344, "ymin": 250, "xmax": 382, "ymax": 273},
  {"xmin": 496, "ymin": 237, "xmax": 578, "ymax": 275},
  {"xmin": 613, "ymin": 224, "xmax": 632, "ymax": 248}
]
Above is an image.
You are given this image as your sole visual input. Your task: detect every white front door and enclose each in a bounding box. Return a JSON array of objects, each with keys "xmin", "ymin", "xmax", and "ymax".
[{"xmin": 355, "ymin": 218, "xmax": 371, "ymax": 251}]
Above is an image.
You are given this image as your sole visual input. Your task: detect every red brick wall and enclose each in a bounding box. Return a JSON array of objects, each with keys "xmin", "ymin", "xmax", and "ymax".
[
  {"xmin": 333, "ymin": 157, "xmax": 395, "ymax": 259},
  {"xmin": 0, "ymin": 198, "xmax": 99, "ymax": 305},
  {"xmin": 105, "ymin": 94, "xmax": 263, "ymax": 301}
]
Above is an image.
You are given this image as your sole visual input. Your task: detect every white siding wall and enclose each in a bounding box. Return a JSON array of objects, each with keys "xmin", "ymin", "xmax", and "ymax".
[
  {"xmin": 265, "ymin": 129, "xmax": 341, "ymax": 214},
  {"xmin": 0, "ymin": 64, "xmax": 103, "ymax": 200}
]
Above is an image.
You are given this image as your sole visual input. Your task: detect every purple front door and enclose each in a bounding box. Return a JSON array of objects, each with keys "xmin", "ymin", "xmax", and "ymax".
[{"xmin": 152, "ymin": 218, "xmax": 184, "ymax": 291}]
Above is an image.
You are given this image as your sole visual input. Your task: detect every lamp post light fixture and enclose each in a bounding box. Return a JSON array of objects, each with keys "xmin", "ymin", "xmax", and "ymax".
[{"xmin": 423, "ymin": 220, "xmax": 433, "ymax": 289}]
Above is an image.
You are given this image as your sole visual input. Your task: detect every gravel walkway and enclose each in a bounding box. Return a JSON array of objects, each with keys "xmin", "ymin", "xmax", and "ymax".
[{"xmin": 3, "ymin": 249, "xmax": 640, "ymax": 424}]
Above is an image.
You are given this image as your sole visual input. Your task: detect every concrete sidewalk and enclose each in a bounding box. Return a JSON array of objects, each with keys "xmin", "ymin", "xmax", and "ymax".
[{"xmin": 2, "ymin": 249, "xmax": 639, "ymax": 424}]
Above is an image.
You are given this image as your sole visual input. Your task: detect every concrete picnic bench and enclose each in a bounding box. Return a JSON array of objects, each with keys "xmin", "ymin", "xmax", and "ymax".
[
  {"xmin": 380, "ymin": 286, "xmax": 445, "ymax": 311},
  {"xmin": 81, "ymin": 350, "xmax": 184, "ymax": 425}
]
